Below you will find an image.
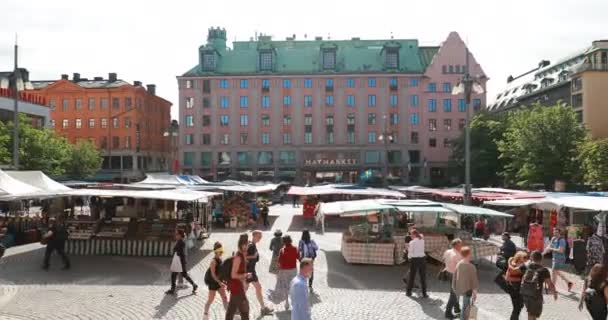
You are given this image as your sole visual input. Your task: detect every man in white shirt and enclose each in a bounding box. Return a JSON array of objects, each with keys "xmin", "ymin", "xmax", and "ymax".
[
  {"xmin": 406, "ymin": 229, "xmax": 428, "ymax": 298},
  {"xmin": 443, "ymin": 239, "xmax": 463, "ymax": 318}
]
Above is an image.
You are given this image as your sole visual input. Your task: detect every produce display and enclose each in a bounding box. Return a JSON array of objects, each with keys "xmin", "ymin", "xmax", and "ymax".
[
  {"xmin": 222, "ymin": 195, "xmax": 252, "ymax": 227},
  {"xmin": 66, "ymin": 220, "xmax": 97, "ymax": 240}
]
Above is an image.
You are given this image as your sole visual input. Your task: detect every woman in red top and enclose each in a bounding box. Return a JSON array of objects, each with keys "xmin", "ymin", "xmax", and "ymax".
[
  {"xmin": 273, "ymin": 235, "xmax": 298, "ymax": 310},
  {"xmin": 226, "ymin": 233, "xmax": 251, "ymax": 320}
]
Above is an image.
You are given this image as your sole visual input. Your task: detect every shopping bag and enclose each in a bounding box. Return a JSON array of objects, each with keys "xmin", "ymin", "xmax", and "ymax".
[
  {"xmin": 467, "ymin": 303, "xmax": 478, "ymax": 320},
  {"xmin": 170, "ymin": 253, "xmax": 183, "ymax": 272}
]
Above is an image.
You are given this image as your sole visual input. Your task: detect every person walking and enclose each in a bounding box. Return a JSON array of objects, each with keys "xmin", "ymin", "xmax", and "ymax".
[
  {"xmin": 290, "ymin": 258, "xmax": 314, "ymax": 320},
  {"xmin": 165, "ymin": 230, "xmax": 198, "ymax": 295},
  {"xmin": 406, "ymin": 229, "xmax": 428, "ymax": 298},
  {"xmin": 292, "ymin": 195, "xmax": 299, "ymax": 208},
  {"xmin": 452, "ymin": 247, "xmax": 478, "ymax": 320},
  {"xmin": 260, "ymin": 204, "xmax": 270, "ymax": 228},
  {"xmin": 545, "ymin": 228, "xmax": 574, "ymax": 292},
  {"xmin": 42, "ymin": 217, "xmax": 70, "ymax": 271},
  {"xmin": 586, "ymin": 225, "xmax": 606, "ymax": 275},
  {"xmin": 520, "ymin": 251, "xmax": 557, "ymax": 320},
  {"xmin": 269, "ymin": 230, "xmax": 283, "ymax": 274},
  {"xmin": 504, "ymin": 251, "xmax": 529, "ymax": 320},
  {"xmin": 274, "ymin": 235, "xmax": 298, "ymax": 310},
  {"xmin": 226, "ymin": 233, "xmax": 252, "ymax": 320},
  {"xmin": 203, "ymin": 242, "xmax": 228, "ymax": 320},
  {"xmin": 579, "ymin": 264, "xmax": 608, "ymax": 320},
  {"xmin": 443, "ymin": 239, "xmax": 463, "ymax": 319},
  {"xmin": 474, "ymin": 218, "xmax": 485, "ymax": 238},
  {"xmin": 298, "ymin": 230, "xmax": 319, "ymax": 292},
  {"xmin": 500, "ymin": 232, "xmax": 517, "ymax": 262},
  {"xmin": 246, "ymin": 230, "xmax": 274, "ymax": 316}
]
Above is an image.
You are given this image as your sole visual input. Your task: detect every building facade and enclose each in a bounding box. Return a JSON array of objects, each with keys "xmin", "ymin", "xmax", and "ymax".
[
  {"xmin": 27, "ymin": 73, "xmax": 172, "ymax": 182},
  {"xmin": 488, "ymin": 40, "xmax": 608, "ymax": 139},
  {"xmin": 178, "ymin": 28, "xmax": 486, "ymax": 185},
  {"xmin": 0, "ymin": 69, "xmax": 51, "ymax": 128}
]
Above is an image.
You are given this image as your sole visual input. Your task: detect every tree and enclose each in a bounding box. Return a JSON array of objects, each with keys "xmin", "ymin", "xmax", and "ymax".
[
  {"xmin": 65, "ymin": 140, "xmax": 102, "ymax": 178},
  {"xmin": 450, "ymin": 112, "xmax": 507, "ymax": 187},
  {"xmin": 579, "ymin": 138, "xmax": 608, "ymax": 190},
  {"xmin": 497, "ymin": 104, "xmax": 586, "ymax": 189}
]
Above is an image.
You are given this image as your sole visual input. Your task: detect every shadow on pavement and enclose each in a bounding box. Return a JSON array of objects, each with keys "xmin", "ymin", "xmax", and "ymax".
[
  {"xmin": 153, "ymin": 292, "xmax": 195, "ymax": 319},
  {"xmin": 412, "ymin": 296, "xmax": 447, "ymax": 319},
  {"xmin": 288, "ymin": 215, "xmax": 367, "ymax": 233}
]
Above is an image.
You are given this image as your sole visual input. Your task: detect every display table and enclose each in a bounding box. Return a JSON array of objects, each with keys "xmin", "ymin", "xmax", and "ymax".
[
  {"xmin": 65, "ymin": 238, "xmax": 175, "ymax": 256},
  {"xmin": 464, "ymin": 239, "xmax": 500, "ymax": 262},
  {"xmin": 395, "ymin": 233, "xmax": 450, "ymax": 264},
  {"xmin": 341, "ymin": 236, "xmax": 395, "ymax": 265}
]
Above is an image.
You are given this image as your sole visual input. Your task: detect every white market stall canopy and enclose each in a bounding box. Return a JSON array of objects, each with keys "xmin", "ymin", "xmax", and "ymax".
[
  {"xmin": 0, "ymin": 169, "xmax": 51, "ymax": 200},
  {"xmin": 320, "ymin": 199, "xmax": 396, "ymax": 216},
  {"xmin": 484, "ymin": 194, "xmax": 608, "ymax": 212},
  {"xmin": 288, "ymin": 184, "xmax": 404, "ymax": 198},
  {"xmin": 138, "ymin": 173, "xmax": 209, "ymax": 186},
  {"xmin": 6, "ymin": 170, "xmax": 71, "ymax": 192},
  {"xmin": 217, "ymin": 184, "xmax": 280, "ymax": 193},
  {"xmin": 64, "ymin": 188, "xmax": 221, "ymax": 203}
]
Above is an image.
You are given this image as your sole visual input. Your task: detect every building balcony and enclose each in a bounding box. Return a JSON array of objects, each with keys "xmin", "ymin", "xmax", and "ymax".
[
  {"xmin": 573, "ymin": 63, "xmax": 608, "ymax": 74},
  {"xmin": 0, "ymin": 88, "xmax": 46, "ymax": 105}
]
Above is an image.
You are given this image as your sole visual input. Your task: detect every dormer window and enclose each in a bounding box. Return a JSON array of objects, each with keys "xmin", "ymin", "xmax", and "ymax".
[
  {"xmin": 259, "ymin": 51, "xmax": 273, "ymax": 71},
  {"xmin": 202, "ymin": 52, "xmax": 216, "ymax": 71},
  {"xmin": 386, "ymin": 48, "xmax": 399, "ymax": 69},
  {"xmin": 322, "ymin": 49, "xmax": 336, "ymax": 70}
]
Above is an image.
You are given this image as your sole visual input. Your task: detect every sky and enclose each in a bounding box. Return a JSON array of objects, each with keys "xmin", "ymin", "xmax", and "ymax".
[{"xmin": 1, "ymin": 0, "xmax": 607, "ymax": 119}]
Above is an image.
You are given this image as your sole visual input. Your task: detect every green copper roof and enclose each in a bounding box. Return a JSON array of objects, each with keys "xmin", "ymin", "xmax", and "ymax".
[{"xmin": 182, "ymin": 34, "xmax": 440, "ymax": 77}]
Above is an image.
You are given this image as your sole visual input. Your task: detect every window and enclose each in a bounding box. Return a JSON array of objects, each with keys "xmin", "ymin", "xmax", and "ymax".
[
  {"xmin": 386, "ymin": 49, "xmax": 399, "ymax": 68},
  {"xmin": 368, "ymin": 132, "xmax": 377, "ymax": 143},
  {"xmin": 304, "ymin": 95, "xmax": 313, "ymax": 107},
  {"xmin": 218, "ymin": 151, "xmax": 231, "ymax": 164},
  {"xmin": 202, "ymin": 53, "xmax": 216, "ymax": 71},
  {"xmin": 72, "ymin": 98, "xmax": 81, "ymax": 110},
  {"xmin": 75, "ymin": 118, "xmax": 82, "ymax": 128},
  {"xmin": 347, "ymin": 131, "xmax": 355, "ymax": 144},
  {"xmin": 444, "ymin": 119, "xmax": 452, "ymax": 131},
  {"xmin": 322, "ymin": 49, "xmax": 336, "ymax": 70},
  {"xmin": 455, "ymin": 65, "xmax": 461, "ymax": 73},
  {"xmin": 185, "ymin": 97, "xmax": 194, "ymax": 109},
  {"xmin": 261, "ymin": 115, "xmax": 270, "ymax": 127},
  {"xmin": 429, "ymin": 119, "xmax": 437, "ymax": 131},
  {"xmin": 327, "ymin": 131, "xmax": 334, "ymax": 144},
  {"xmin": 49, "ymin": 99, "xmax": 56, "ymax": 110},
  {"xmin": 259, "ymin": 51, "xmax": 273, "ymax": 71},
  {"xmin": 368, "ymin": 95, "xmax": 377, "ymax": 107},
  {"xmin": 100, "ymin": 137, "xmax": 107, "ymax": 149},
  {"xmin": 185, "ymin": 134, "xmax": 194, "ymax": 145},
  {"xmin": 410, "ymin": 131, "xmax": 419, "ymax": 144},
  {"xmin": 260, "ymin": 95, "xmax": 270, "ymax": 109},
  {"xmin": 220, "ymin": 115, "xmax": 229, "ymax": 126},
  {"xmin": 240, "ymin": 114, "xmax": 248, "ymax": 126},
  {"xmin": 304, "ymin": 114, "xmax": 313, "ymax": 125},
  {"xmin": 203, "ymin": 97, "xmax": 210, "ymax": 108},
  {"xmin": 325, "ymin": 114, "xmax": 334, "ymax": 125},
  {"xmin": 240, "ymin": 79, "xmax": 248, "ymax": 89},
  {"xmin": 220, "ymin": 134, "xmax": 229, "ymax": 145},
  {"xmin": 183, "ymin": 152, "xmax": 195, "ymax": 166},
  {"xmin": 325, "ymin": 95, "xmax": 334, "ymax": 106},
  {"xmin": 185, "ymin": 80, "xmax": 193, "ymax": 89},
  {"xmin": 444, "ymin": 138, "xmax": 451, "ymax": 148},
  {"xmin": 576, "ymin": 110, "xmax": 583, "ymax": 123},
  {"xmin": 459, "ymin": 119, "xmax": 466, "ymax": 130},
  {"xmin": 347, "ymin": 95, "xmax": 355, "ymax": 107},
  {"xmin": 220, "ymin": 96, "xmax": 229, "ymax": 109},
  {"xmin": 388, "ymin": 150, "xmax": 402, "ymax": 164},
  {"xmin": 262, "ymin": 79, "xmax": 270, "ymax": 89},
  {"xmin": 283, "ymin": 95, "xmax": 292, "ymax": 107},
  {"xmin": 389, "ymin": 77, "xmax": 398, "ymax": 89},
  {"xmin": 87, "ymin": 98, "xmax": 95, "ymax": 110},
  {"xmin": 62, "ymin": 99, "xmax": 69, "ymax": 111},
  {"xmin": 201, "ymin": 152, "xmax": 212, "ymax": 166},
  {"xmin": 390, "ymin": 95, "xmax": 398, "ymax": 107},
  {"xmin": 88, "ymin": 118, "xmax": 95, "ymax": 128},
  {"xmin": 101, "ymin": 118, "xmax": 107, "ymax": 129},
  {"xmin": 347, "ymin": 113, "xmax": 356, "ymax": 125},
  {"xmin": 112, "ymin": 97, "xmax": 120, "ymax": 110},
  {"xmin": 237, "ymin": 152, "xmax": 250, "ymax": 165},
  {"xmin": 449, "ymin": 65, "xmax": 454, "ymax": 73},
  {"xmin": 304, "ymin": 133, "xmax": 312, "ymax": 144},
  {"xmin": 572, "ymin": 77, "xmax": 583, "ymax": 91},
  {"xmin": 279, "ymin": 151, "xmax": 296, "ymax": 165},
  {"xmin": 442, "ymin": 65, "xmax": 447, "ymax": 74},
  {"xmin": 283, "ymin": 133, "xmax": 292, "ymax": 145},
  {"xmin": 365, "ymin": 151, "xmax": 380, "ymax": 164},
  {"xmin": 110, "ymin": 136, "xmax": 119, "ymax": 149},
  {"xmin": 410, "ymin": 113, "xmax": 419, "ymax": 125},
  {"xmin": 202, "ymin": 115, "xmax": 211, "ymax": 127},
  {"xmin": 325, "ymin": 79, "xmax": 334, "ymax": 91},
  {"xmin": 240, "ymin": 96, "xmax": 248, "ymax": 108},
  {"xmin": 304, "ymin": 78, "xmax": 313, "ymax": 88},
  {"xmin": 50, "ymin": 119, "xmax": 55, "ymax": 128},
  {"xmin": 283, "ymin": 115, "xmax": 291, "ymax": 125},
  {"xmin": 473, "ymin": 99, "xmax": 482, "ymax": 111},
  {"xmin": 390, "ymin": 113, "xmax": 399, "ymax": 125},
  {"xmin": 258, "ymin": 151, "xmax": 273, "ymax": 165},
  {"xmin": 101, "ymin": 98, "xmax": 108, "ymax": 110},
  {"xmin": 572, "ymin": 94, "xmax": 583, "ymax": 107},
  {"xmin": 368, "ymin": 78, "xmax": 376, "ymax": 88},
  {"xmin": 283, "ymin": 79, "xmax": 291, "ymax": 88},
  {"xmin": 458, "ymin": 99, "xmax": 466, "ymax": 112},
  {"xmin": 429, "ymin": 138, "xmax": 437, "ymax": 147},
  {"xmin": 410, "ymin": 95, "xmax": 419, "ymax": 107},
  {"xmin": 185, "ymin": 115, "xmax": 194, "ymax": 127},
  {"xmin": 368, "ymin": 113, "xmax": 377, "ymax": 125},
  {"xmin": 261, "ymin": 133, "xmax": 270, "ymax": 145},
  {"xmin": 124, "ymin": 117, "xmax": 131, "ymax": 128},
  {"xmin": 410, "ymin": 78, "xmax": 419, "ymax": 87},
  {"xmin": 428, "ymin": 83, "xmax": 437, "ymax": 92},
  {"xmin": 240, "ymin": 133, "xmax": 248, "ymax": 145},
  {"xmin": 428, "ymin": 99, "xmax": 437, "ymax": 112},
  {"xmin": 443, "ymin": 82, "xmax": 452, "ymax": 93},
  {"xmin": 112, "ymin": 117, "xmax": 119, "ymax": 128},
  {"xmin": 219, "ymin": 79, "xmax": 229, "ymax": 89},
  {"xmin": 125, "ymin": 97, "xmax": 132, "ymax": 110},
  {"xmin": 409, "ymin": 150, "xmax": 420, "ymax": 163},
  {"xmin": 202, "ymin": 134, "xmax": 211, "ymax": 145},
  {"xmin": 443, "ymin": 99, "xmax": 452, "ymax": 112},
  {"xmin": 346, "ymin": 78, "xmax": 355, "ymax": 88}
]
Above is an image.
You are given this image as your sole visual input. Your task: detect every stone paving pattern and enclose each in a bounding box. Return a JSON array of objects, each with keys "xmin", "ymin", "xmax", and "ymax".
[{"xmin": 0, "ymin": 205, "xmax": 592, "ymax": 319}]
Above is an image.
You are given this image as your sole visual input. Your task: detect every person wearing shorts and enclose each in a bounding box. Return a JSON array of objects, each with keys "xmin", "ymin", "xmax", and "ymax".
[
  {"xmin": 521, "ymin": 251, "xmax": 557, "ymax": 320},
  {"xmin": 203, "ymin": 242, "xmax": 228, "ymax": 320},
  {"xmin": 545, "ymin": 228, "xmax": 574, "ymax": 292},
  {"xmin": 246, "ymin": 230, "xmax": 274, "ymax": 315}
]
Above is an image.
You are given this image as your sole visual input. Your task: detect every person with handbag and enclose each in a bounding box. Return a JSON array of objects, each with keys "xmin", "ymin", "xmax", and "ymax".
[
  {"xmin": 452, "ymin": 247, "xmax": 478, "ymax": 320},
  {"xmin": 443, "ymin": 239, "xmax": 463, "ymax": 319},
  {"xmin": 298, "ymin": 229, "xmax": 318, "ymax": 292},
  {"xmin": 203, "ymin": 242, "xmax": 228, "ymax": 320},
  {"xmin": 165, "ymin": 230, "xmax": 198, "ymax": 296}
]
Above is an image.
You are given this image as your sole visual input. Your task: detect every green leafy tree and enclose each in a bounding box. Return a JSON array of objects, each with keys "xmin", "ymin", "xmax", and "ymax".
[
  {"xmin": 0, "ymin": 121, "xmax": 12, "ymax": 165},
  {"xmin": 450, "ymin": 112, "xmax": 507, "ymax": 187},
  {"xmin": 66, "ymin": 140, "xmax": 102, "ymax": 178},
  {"xmin": 579, "ymin": 138, "xmax": 608, "ymax": 190},
  {"xmin": 497, "ymin": 104, "xmax": 586, "ymax": 189}
]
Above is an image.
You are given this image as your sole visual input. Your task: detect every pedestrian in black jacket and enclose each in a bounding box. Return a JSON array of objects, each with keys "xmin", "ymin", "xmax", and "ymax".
[
  {"xmin": 166, "ymin": 230, "xmax": 198, "ymax": 295},
  {"xmin": 42, "ymin": 217, "xmax": 70, "ymax": 270}
]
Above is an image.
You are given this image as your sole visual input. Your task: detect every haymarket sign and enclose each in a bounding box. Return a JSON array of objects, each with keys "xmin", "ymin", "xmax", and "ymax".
[{"xmin": 304, "ymin": 158, "xmax": 358, "ymax": 166}]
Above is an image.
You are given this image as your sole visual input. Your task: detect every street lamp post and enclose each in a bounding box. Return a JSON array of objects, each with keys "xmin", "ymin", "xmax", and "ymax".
[{"xmin": 11, "ymin": 41, "xmax": 22, "ymax": 170}]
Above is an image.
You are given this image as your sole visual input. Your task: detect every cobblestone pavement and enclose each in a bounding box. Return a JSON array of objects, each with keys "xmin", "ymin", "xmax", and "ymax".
[{"xmin": 0, "ymin": 205, "xmax": 592, "ymax": 320}]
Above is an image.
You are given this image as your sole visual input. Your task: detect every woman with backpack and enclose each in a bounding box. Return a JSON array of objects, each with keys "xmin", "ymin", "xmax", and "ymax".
[
  {"xmin": 578, "ymin": 263, "xmax": 608, "ymax": 320},
  {"xmin": 203, "ymin": 242, "xmax": 228, "ymax": 320},
  {"xmin": 298, "ymin": 229, "xmax": 319, "ymax": 292}
]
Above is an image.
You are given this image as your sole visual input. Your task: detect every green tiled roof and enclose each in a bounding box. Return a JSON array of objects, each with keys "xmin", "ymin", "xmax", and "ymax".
[{"xmin": 183, "ymin": 33, "xmax": 440, "ymax": 77}]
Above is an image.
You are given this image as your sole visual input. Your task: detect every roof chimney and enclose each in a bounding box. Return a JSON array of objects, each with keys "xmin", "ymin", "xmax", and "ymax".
[
  {"xmin": 61, "ymin": 74, "xmax": 69, "ymax": 80},
  {"xmin": 507, "ymin": 75, "xmax": 514, "ymax": 83},
  {"xmin": 108, "ymin": 73, "xmax": 117, "ymax": 82},
  {"xmin": 315, "ymin": 36, "xmax": 323, "ymax": 41},
  {"xmin": 134, "ymin": 81, "xmax": 142, "ymax": 87},
  {"xmin": 72, "ymin": 73, "xmax": 81, "ymax": 82},
  {"xmin": 539, "ymin": 60, "xmax": 550, "ymax": 69},
  {"xmin": 146, "ymin": 84, "xmax": 156, "ymax": 95},
  {"xmin": 94, "ymin": 76, "xmax": 103, "ymax": 81}
]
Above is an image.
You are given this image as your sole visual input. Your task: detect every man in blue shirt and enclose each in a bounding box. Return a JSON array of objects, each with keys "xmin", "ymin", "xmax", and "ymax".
[{"xmin": 290, "ymin": 258, "xmax": 313, "ymax": 320}]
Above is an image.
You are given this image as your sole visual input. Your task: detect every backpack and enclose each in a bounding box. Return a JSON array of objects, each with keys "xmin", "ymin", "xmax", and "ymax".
[
  {"xmin": 218, "ymin": 256, "xmax": 234, "ymax": 283},
  {"xmin": 584, "ymin": 286, "xmax": 607, "ymax": 316},
  {"xmin": 520, "ymin": 263, "xmax": 543, "ymax": 297},
  {"xmin": 299, "ymin": 241, "xmax": 317, "ymax": 259}
]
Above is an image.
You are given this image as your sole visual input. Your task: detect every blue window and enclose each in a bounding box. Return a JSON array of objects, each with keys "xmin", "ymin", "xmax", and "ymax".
[
  {"xmin": 390, "ymin": 95, "xmax": 398, "ymax": 107},
  {"xmin": 346, "ymin": 78, "xmax": 355, "ymax": 88},
  {"xmin": 240, "ymin": 114, "xmax": 248, "ymax": 126},
  {"xmin": 325, "ymin": 95, "xmax": 334, "ymax": 106},
  {"xmin": 220, "ymin": 96, "xmax": 229, "ymax": 109},
  {"xmin": 283, "ymin": 95, "xmax": 292, "ymax": 106},
  {"xmin": 347, "ymin": 95, "xmax": 355, "ymax": 107},
  {"xmin": 458, "ymin": 99, "xmax": 466, "ymax": 112},
  {"xmin": 304, "ymin": 78, "xmax": 313, "ymax": 88},
  {"xmin": 325, "ymin": 79, "xmax": 333, "ymax": 88},
  {"xmin": 219, "ymin": 79, "xmax": 229, "ymax": 89},
  {"xmin": 283, "ymin": 79, "xmax": 291, "ymax": 88},
  {"xmin": 410, "ymin": 113, "xmax": 420, "ymax": 125},
  {"xmin": 240, "ymin": 96, "xmax": 248, "ymax": 108},
  {"xmin": 428, "ymin": 99, "xmax": 437, "ymax": 112},
  {"xmin": 473, "ymin": 99, "xmax": 482, "ymax": 110},
  {"xmin": 443, "ymin": 99, "xmax": 452, "ymax": 112},
  {"xmin": 428, "ymin": 83, "xmax": 437, "ymax": 92},
  {"xmin": 261, "ymin": 96, "xmax": 270, "ymax": 108},
  {"xmin": 262, "ymin": 79, "xmax": 270, "ymax": 89},
  {"xmin": 389, "ymin": 78, "xmax": 398, "ymax": 87},
  {"xmin": 240, "ymin": 79, "xmax": 248, "ymax": 89},
  {"xmin": 410, "ymin": 95, "xmax": 419, "ymax": 107},
  {"xmin": 368, "ymin": 95, "xmax": 376, "ymax": 107},
  {"xmin": 368, "ymin": 132, "xmax": 377, "ymax": 143},
  {"xmin": 443, "ymin": 82, "xmax": 451, "ymax": 93},
  {"xmin": 368, "ymin": 78, "xmax": 377, "ymax": 88},
  {"xmin": 220, "ymin": 115, "xmax": 229, "ymax": 126},
  {"xmin": 410, "ymin": 78, "xmax": 419, "ymax": 87},
  {"xmin": 185, "ymin": 115, "xmax": 194, "ymax": 127},
  {"xmin": 304, "ymin": 95, "xmax": 312, "ymax": 107}
]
